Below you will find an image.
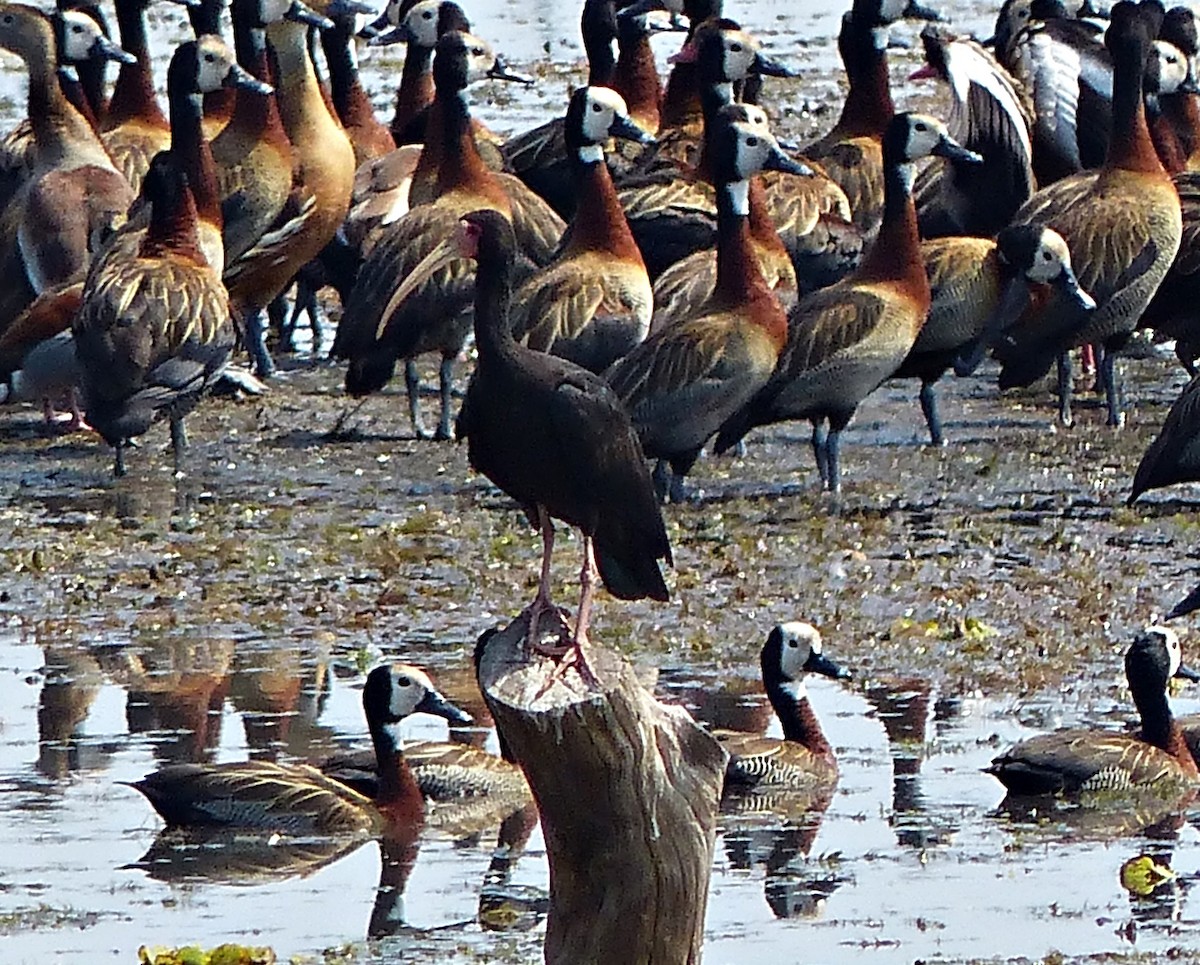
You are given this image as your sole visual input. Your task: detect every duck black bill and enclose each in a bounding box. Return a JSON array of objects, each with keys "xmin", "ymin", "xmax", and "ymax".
[
  {"xmin": 805, "ymin": 651, "xmax": 852, "ymax": 681},
  {"xmin": 488, "ymin": 57, "xmax": 535, "ymax": 85},
  {"xmin": 1175, "ymin": 662, "xmax": 1200, "ymax": 683},
  {"xmin": 416, "ymin": 689, "xmax": 474, "ymax": 724},
  {"xmin": 610, "ymin": 112, "xmax": 655, "ymax": 144},
  {"xmin": 227, "ymin": 62, "xmax": 274, "ymax": 94},
  {"xmin": 286, "ymin": 0, "xmax": 335, "ymax": 30},
  {"xmin": 752, "ymin": 51, "xmax": 797, "ymax": 78}
]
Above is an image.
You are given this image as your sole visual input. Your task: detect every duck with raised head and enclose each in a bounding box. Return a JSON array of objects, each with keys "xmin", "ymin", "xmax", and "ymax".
[
  {"xmin": 986, "ymin": 626, "xmax": 1200, "ymax": 796},
  {"xmin": 72, "ymin": 153, "xmax": 235, "ymax": 476},
  {"xmin": 0, "ymin": 3, "xmax": 135, "ymax": 334},
  {"xmin": 128, "ymin": 664, "xmax": 472, "ymax": 833},
  {"xmin": 339, "ymin": 0, "xmax": 474, "ymax": 257},
  {"xmin": 713, "ymin": 114, "xmax": 981, "ymax": 493},
  {"xmin": 100, "ymin": 0, "xmax": 198, "ymax": 190},
  {"xmin": 220, "ymin": 0, "xmax": 363, "ymax": 378},
  {"xmin": 501, "ymin": 0, "xmax": 623, "ymax": 219},
  {"xmin": 909, "ymin": 26, "xmax": 1036, "ymax": 238},
  {"xmin": 899, "ymin": 224, "xmax": 1094, "ymax": 447},
  {"xmin": 508, "ymin": 86, "xmax": 654, "ymax": 373},
  {"xmin": 333, "ymin": 31, "xmax": 554, "ymax": 441},
  {"xmin": 802, "ymin": 0, "xmax": 939, "ymax": 235},
  {"xmin": 322, "ymin": 7, "xmax": 394, "ymax": 166},
  {"xmin": 716, "ymin": 622, "xmax": 853, "ymax": 792},
  {"xmin": 389, "ymin": 210, "xmax": 671, "ymax": 680},
  {"xmin": 186, "ymin": 0, "xmax": 238, "ymax": 138},
  {"xmin": 1152, "ymin": 6, "xmax": 1200, "ymax": 171},
  {"xmin": 618, "ymin": 18, "xmax": 832, "ymax": 289},
  {"xmin": 0, "ymin": 34, "xmax": 267, "ymax": 429},
  {"xmin": 606, "ymin": 106, "xmax": 807, "ymax": 503},
  {"xmin": 991, "ymin": 1, "xmax": 1182, "ymax": 429},
  {"xmin": 0, "ymin": 8, "xmax": 133, "ymax": 208}
]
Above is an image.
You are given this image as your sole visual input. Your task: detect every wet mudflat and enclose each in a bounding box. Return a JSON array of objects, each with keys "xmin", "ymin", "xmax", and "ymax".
[{"xmin": 6, "ymin": 0, "xmax": 1200, "ymax": 961}]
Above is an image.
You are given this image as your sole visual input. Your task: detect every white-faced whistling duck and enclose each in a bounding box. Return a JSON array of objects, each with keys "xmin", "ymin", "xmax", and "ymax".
[
  {"xmin": 714, "ymin": 113, "xmax": 981, "ymax": 494},
  {"xmin": 322, "ymin": 6, "xmax": 396, "ymax": 166},
  {"xmin": 986, "ymin": 626, "xmax": 1200, "ymax": 797},
  {"xmin": 0, "ymin": 3, "xmax": 136, "ymax": 333},
  {"xmin": 902, "ymin": 224, "xmax": 1093, "ymax": 446},
  {"xmin": 617, "ymin": 19, "xmax": 805, "ymax": 281},
  {"xmin": 501, "ymin": 0, "xmax": 623, "ymax": 220},
  {"xmin": 716, "ymin": 622, "xmax": 852, "ymax": 793},
  {"xmin": 910, "ymin": 25, "xmax": 1036, "ymax": 238},
  {"xmin": 606, "ymin": 105, "xmax": 807, "ymax": 503},
  {"xmin": 333, "ymin": 31, "xmax": 547, "ymax": 441},
  {"xmin": 0, "ymin": 8, "xmax": 133, "ymax": 207},
  {"xmin": 221, "ymin": 0, "xmax": 361, "ymax": 378},
  {"xmin": 642, "ymin": 22, "xmax": 807, "ymax": 329},
  {"xmin": 72, "ymin": 152, "xmax": 236, "ymax": 476},
  {"xmin": 100, "ymin": 0, "xmax": 194, "ymax": 190},
  {"xmin": 801, "ymin": 0, "xmax": 940, "ymax": 236},
  {"xmin": 0, "ymin": 35, "xmax": 267, "ymax": 430},
  {"xmin": 394, "ymin": 210, "xmax": 671, "ymax": 683},
  {"xmin": 508, "ymin": 86, "xmax": 654, "ymax": 373},
  {"xmin": 993, "ymin": 1, "xmax": 1182, "ymax": 429},
  {"xmin": 127, "ymin": 664, "xmax": 472, "ymax": 833}
]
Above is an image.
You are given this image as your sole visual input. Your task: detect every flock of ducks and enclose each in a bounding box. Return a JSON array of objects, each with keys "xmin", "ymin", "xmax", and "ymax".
[
  {"xmin": 7, "ymin": 0, "xmax": 1200, "ymax": 502},
  {"xmin": 5, "ymin": 0, "xmax": 1200, "ymax": 935}
]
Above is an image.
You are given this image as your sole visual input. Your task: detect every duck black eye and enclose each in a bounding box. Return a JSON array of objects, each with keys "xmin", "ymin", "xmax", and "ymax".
[
  {"xmin": 2, "ymin": 14, "xmax": 15, "ymax": 25},
  {"xmin": 745, "ymin": 136, "xmax": 759, "ymax": 147},
  {"xmin": 787, "ymin": 638, "xmax": 798, "ymax": 648},
  {"xmin": 592, "ymin": 103, "xmax": 603, "ymax": 112},
  {"xmin": 730, "ymin": 42, "xmax": 743, "ymax": 53},
  {"xmin": 72, "ymin": 24, "xmax": 84, "ymax": 33},
  {"xmin": 1042, "ymin": 251, "xmax": 1052, "ymax": 261},
  {"xmin": 397, "ymin": 675, "xmax": 412, "ymax": 687},
  {"xmin": 472, "ymin": 46, "xmax": 484, "ymax": 56},
  {"xmin": 916, "ymin": 122, "xmax": 929, "ymax": 132},
  {"xmin": 423, "ymin": 9, "xmax": 432, "ymax": 16},
  {"xmin": 204, "ymin": 53, "xmax": 215, "ymax": 62}
]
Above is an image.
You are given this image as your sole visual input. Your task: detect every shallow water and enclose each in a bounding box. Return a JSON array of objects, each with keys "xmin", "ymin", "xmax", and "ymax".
[{"xmin": 6, "ymin": 623, "xmax": 1200, "ymax": 965}]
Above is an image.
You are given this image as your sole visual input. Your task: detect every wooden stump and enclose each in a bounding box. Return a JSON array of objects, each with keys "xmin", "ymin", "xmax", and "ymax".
[{"xmin": 476, "ymin": 620, "xmax": 728, "ymax": 965}]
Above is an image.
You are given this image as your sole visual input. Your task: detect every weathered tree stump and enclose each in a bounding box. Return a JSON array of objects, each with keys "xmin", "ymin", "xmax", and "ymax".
[{"xmin": 476, "ymin": 619, "xmax": 728, "ymax": 965}]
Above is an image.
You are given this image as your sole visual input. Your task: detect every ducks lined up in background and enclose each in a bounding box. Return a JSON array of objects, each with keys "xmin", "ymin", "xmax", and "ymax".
[
  {"xmin": 714, "ymin": 113, "xmax": 981, "ymax": 493},
  {"xmin": 3, "ymin": 0, "xmax": 1200, "ymax": 497}
]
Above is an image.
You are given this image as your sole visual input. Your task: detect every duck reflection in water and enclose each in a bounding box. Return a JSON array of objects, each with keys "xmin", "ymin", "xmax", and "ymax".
[{"xmin": 866, "ymin": 679, "xmax": 960, "ymax": 850}]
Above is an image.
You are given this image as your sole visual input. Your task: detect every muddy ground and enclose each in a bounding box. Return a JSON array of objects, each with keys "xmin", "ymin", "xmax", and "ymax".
[{"xmin": 3, "ymin": 348, "xmax": 1196, "ymax": 710}]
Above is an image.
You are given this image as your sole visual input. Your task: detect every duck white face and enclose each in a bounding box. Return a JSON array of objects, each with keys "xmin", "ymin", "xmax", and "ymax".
[
  {"xmin": 901, "ymin": 113, "xmax": 953, "ymax": 161},
  {"xmin": 59, "ymin": 10, "xmax": 107, "ymax": 63},
  {"xmin": 1024, "ymin": 228, "xmax": 1073, "ymax": 284},
  {"xmin": 387, "ymin": 664, "xmax": 439, "ymax": 717},
  {"xmin": 381, "ymin": 0, "xmax": 407, "ymax": 27},
  {"xmin": 1151, "ymin": 40, "xmax": 1189, "ymax": 96},
  {"xmin": 260, "ymin": 0, "xmax": 294, "ymax": 26},
  {"xmin": 459, "ymin": 33, "xmax": 499, "ymax": 85},
  {"xmin": 1147, "ymin": 626, "xmax": 1184, "ymax": 678},
  {"xmin": 581, "ymin": 86, "xmax": 632, "ymax": 143},
  {"xmin": 195, "ymin": 35, "xmax": 240, "ymax": 94},
  {"xmin": 403, "ymin": 0, "xmax": 441, "ymax": 48},
  {"xmin": 729, "ymin": 122, "xmax": 786, "ymax": 181},
  {"xmin": 718, "ymin": 28, "xmax": 761, "ymax": 82},
  {"xmin": 777, "ymin": 622, "xmax": 825, "ymax": 681}
]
